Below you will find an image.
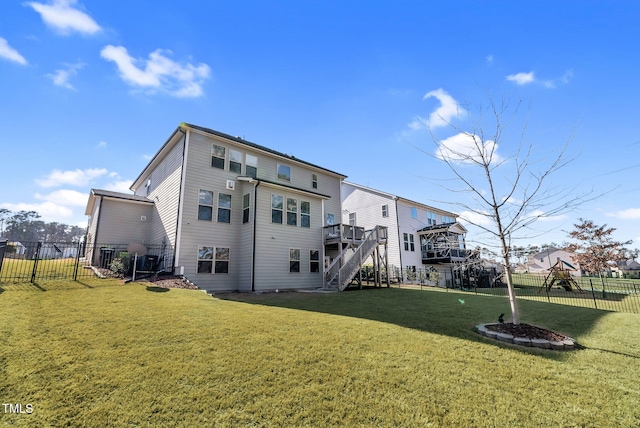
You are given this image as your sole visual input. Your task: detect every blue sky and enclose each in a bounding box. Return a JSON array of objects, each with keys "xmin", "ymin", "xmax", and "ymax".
[{"xmin": 1, "ymin": 0, "xmax": 638, "ymax": 251}]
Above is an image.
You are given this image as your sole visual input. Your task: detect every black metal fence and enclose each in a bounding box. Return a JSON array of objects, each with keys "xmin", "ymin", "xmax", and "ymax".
[
  {"xmin": 391, "ymin": 269, "xmax": 640, "ymax": 314},
  {"xmin": 0, "ymin": 241, "xmax": 175, "ymax": 284}
]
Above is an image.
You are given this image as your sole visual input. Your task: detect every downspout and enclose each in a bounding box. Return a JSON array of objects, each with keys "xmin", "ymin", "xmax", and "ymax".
[
  {"xmin": 251, "ymin": 181, "xmax": 261, "ymax": 292},
  {"xmin": 394, "ymin": 197, "xmax": 404, "ymax": 282},
  {"xmin": 172, "ymin": 128, "xmax": 188, "ymax": 274}
]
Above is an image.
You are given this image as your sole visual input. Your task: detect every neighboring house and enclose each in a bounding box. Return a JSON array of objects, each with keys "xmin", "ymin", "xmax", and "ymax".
[
  {"xmin": 615, "ymin": 259, "xmax": 640, "ymax": 279},
  {"xmin": 86, "ymin": 123, "xmax": 347, "ymax": 292},
  {"xmin": 519, "ymin": 248, "xmax": 583, "ymax": 277},
  {"xmin": 341, "ymin": 181, "xmax": 467, "ymax": 286},
  {"xmin": 8, "ymin": 241, "xmax": 26, "ymax": 256}
]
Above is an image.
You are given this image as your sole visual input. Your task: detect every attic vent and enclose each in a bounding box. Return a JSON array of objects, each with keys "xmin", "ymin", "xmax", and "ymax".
[{"xmin": 226, "ymin": 180, "xmax": 236, "ymax": 190}]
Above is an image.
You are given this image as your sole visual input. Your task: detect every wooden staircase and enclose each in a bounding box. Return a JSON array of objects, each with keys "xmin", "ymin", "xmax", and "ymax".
[{"xmin": 325, "ymin": 225, "xmax": 387, "ymax": 291}]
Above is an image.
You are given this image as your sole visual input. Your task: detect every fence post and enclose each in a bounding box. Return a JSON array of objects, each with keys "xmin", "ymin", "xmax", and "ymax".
[
  {"xmin": 31, "ymin": 242, "xmax": 42, "ymax": 284},
  {"xmin": 589, "ymin": 279, "xmax": 598, "ymax": 310},
  {"xmin": 73, "ymin": 241, "xmax": 82, "ymax": 281}
]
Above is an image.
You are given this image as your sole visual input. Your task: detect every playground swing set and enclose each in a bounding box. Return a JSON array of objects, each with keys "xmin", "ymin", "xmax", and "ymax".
[{"xmin": 539, "ymin": 257, "xmax": 584, "ymax": 293}]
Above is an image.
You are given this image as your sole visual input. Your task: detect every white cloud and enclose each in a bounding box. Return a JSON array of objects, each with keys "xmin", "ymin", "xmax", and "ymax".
[
  {"xmin": 421, "ymin": 88, "xmax": 465, "ymax": 128},
  {"xmin": 25, "ymin": 0, "xmax": 101, "ymax": 35},
  {"xmin": 104, "ymin": 179, "xmax": 133, "ymax": 193},
  {"xmin": 100, "ymin": 45, "xmax": 211, "ymax": 98},
  {"xmin": 46, "ymin": 62, "xmax": 84, "ymax": 89},
  {"xmin": 458, "ymin": 210, "xmax": 493, "ymax": 227},
  {"xmin": 0, "ymin": 37, "xmax": 28, "ymax": 65},
  {"xmin": 526, "ymin": 209, "xmax": 567, "ymax": 222},
  {"xmin": 435, "ymin": 132, "xmax": 503, "ymax": 164},
  {"xmin": 0, "ymin": 201, "xmax": 75, "ymax": 222},
  {"xmin": 506, "ymin": 70, "xmax": 573, "ymax": 88},
  {"xmin": 485, "ymin": 54, "xmax": 494, "ymax": 64},
  {"xmin": 34, "ymin": 189, "xmax": 87, "ymax": 206},
  {"xmin": 35, "ymin": 168, "xmax": 108, "ymax": 188},
  {"xmin": 610, "ymin": 208, "xmax": 640, "ymax": 219},
  {"xmin": 97, "ymin": 141, "xmax": 107, "ymax": 148},
  {"xmin": 506, "ymin": 71, "xmax": 535, "ymax": 85}
]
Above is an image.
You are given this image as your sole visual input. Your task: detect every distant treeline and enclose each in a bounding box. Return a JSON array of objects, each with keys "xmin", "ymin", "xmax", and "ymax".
[{"xmin": 0, "ymin": 209, "xmax": 86, "ymax": 243}]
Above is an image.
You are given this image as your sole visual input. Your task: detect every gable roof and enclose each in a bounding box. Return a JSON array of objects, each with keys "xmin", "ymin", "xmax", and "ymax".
[
  {"xmin": 85, "ymin": 188, "xmax": 152, "ymax": 216},
  {"xmin": 131, "ymin": 123, "xmax": 347, "ymax": 191}
]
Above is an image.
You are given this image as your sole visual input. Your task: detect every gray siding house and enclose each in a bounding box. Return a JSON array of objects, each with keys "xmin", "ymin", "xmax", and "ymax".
[{"xmin": 86, "ymin": 123, "xmax": 346, "ymax": 292}]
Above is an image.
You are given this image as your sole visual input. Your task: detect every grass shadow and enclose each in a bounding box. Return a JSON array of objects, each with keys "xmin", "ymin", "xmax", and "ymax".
[
  {"xmin": 219, "ymin": 287, "xmax": 613, "ymax": 357},
  {"xmin": 146, "ymin": 286, "xmax": 170, "ymax": 293},
  {"xmin": 31, "ymin": 282, "xmax": 46, "ymax": 292}
]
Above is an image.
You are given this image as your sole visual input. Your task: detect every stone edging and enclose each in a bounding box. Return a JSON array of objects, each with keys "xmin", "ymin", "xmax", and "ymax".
[{"xmin": 476, "ymin": 323, "xmax": 576, "ymax": 350}]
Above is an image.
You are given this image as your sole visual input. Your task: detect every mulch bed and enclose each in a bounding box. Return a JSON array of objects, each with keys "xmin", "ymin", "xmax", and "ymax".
[
  {"xmin": 144, "ymin": 275, "xmax": 199, "ymax": 290},
  {"xmin": 485, "ymin": 323, "xmax": 571, "ymax": 342}
]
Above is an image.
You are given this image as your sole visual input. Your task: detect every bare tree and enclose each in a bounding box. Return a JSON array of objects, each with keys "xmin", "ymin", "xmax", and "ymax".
[
  {"xmin": 565, "ymin": 218, "xmax": 631, "ymax": 286},
  {"xmin": 425, "ymin": 98, "xmax": 592, "ymax": 324}
]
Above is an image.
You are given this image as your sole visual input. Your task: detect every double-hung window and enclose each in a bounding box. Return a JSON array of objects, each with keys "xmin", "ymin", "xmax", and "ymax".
[
  {"xmin": 198, "ymin": 190, "xmax": 214, "ymax": 221},
  {"xmin": 277, "ymin": 164, "xmax": 291, "ymax": 181},
  {"xmin": 242, "ymin": 193, "xmax": 250, "ymax": 224},
  {"xmin": 310, "ymin": 250, "xmax": 320, "ymax": 272},
  {"xmin": 286, "ymin": 198, "xmax": 297, "ymax": 226},
  {"xmin": 289, "ymin": 249, "xmax": 300, "ymax": 273},
  {"xmin": 197, "ymin": 247, "xmax": 213, "ymax": 273},
  {"xmin": 428, "ymin": 211, "xmax": 437, "ymax": 225},
  {"xmin": 197, "ymin": 246, "xmax": 229, "ymax": 274},
  {"xmin": 211, "ymin": 144, "xmax": 225, "ymax": 169},
  {"xmin": 246, "ymin": 154, "xmax": 257, "ymax": 178},
  {"xmin": 403, "ymin": 233, "xmax": 415, "ymax": 251},
  {"xmin": 229, "ymin": 150, "xmax": 242, "ymax": 174},
  {"xmin": 272, "ymin": 195, "xmax": 283, "ymax": 224},
  {"xmin": 215, "ymin": 247, "xmax": 229, "ymax": 273},
  {"xmin": 300, "ymin": 201, "xmax": 310, "ymax": 228},
  {"xmin": 382, "ymin": 204, "xmax": 389, "ymax": 218},
  {"xmin": 217, "ymin": 193, "xmax": 231, "ymax": 223}
]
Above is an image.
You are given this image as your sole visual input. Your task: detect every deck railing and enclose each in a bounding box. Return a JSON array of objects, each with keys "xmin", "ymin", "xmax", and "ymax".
[{"xmin": 323, "ymin": 224, "xmax": 366, "ymax": 243}]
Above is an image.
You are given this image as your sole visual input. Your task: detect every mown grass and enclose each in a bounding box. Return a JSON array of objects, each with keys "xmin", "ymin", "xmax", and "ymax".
[{"xmin": 1, "ymin": 282, "xmax": 639, "ymax": 427}]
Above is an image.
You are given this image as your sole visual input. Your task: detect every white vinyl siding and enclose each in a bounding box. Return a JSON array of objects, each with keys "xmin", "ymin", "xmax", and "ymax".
[
  {"xmin": 136, "ymin": 135, "xmax": 185, "ymax": 247},
  {"xmin": 253, "ymin": 185, "xmax": 325, "ymax": 291},
  {"xmin": 341, "ymin": 183, "xmax": 401, "ymax": 271}
]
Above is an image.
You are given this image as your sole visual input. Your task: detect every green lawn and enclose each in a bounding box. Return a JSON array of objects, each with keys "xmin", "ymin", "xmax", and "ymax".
[{"xmin": 1, "ymin": 281, "xmax": 639, "ymax": 427}]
